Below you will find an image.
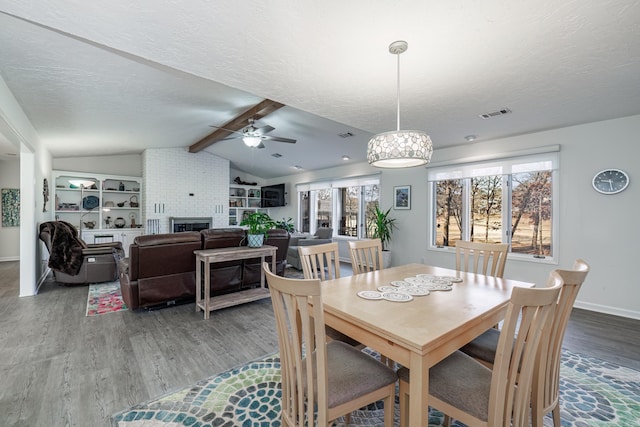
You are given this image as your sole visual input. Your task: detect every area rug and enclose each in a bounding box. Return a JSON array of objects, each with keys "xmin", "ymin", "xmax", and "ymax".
[
  {"xmin": 86, "ymin": 281, "xmax": 128, "ymax": 316},
  {"xmin": 110, "ymin": 349, "xmax": 640, "ymax": 427}
]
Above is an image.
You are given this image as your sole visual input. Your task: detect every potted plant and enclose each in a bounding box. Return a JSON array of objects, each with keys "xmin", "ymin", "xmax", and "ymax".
[
  {"xmin": 369, "ymin": 206, "xmax": 398, "ymax": 268},
  {"xmin": 240, "ymin": 211, "xmax": 274, "ymax": 247},
  {"xmin": 273, "ymin": 217, "xmax": 295, "ymax": 233}
]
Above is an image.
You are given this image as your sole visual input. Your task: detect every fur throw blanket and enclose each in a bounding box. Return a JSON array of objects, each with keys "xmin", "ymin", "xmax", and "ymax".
[{"xmin": 39, "ymin": 221, "xmax": 86, "ymax": 275}]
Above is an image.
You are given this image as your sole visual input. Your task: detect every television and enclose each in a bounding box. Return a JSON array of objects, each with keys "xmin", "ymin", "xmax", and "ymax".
[{"xmin": 261, "ymin": 183, "xmax": 286, "ymax": 207}]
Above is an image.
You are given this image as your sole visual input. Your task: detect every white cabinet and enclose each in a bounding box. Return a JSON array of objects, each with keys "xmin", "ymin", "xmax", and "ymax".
[
  {"xmin": 53, "ymin": 171, "xmax": 144, "ymax": 255},
  {"xmin": 228, "ymin": 185, "xmax": 269, "ymax": 226},
  {"xmin": 81, "ymin": 229, "xmax": 144, "ymax": 257}
]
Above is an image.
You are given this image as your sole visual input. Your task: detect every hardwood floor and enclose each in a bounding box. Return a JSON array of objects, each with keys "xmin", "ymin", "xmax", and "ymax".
[{"xmin": 0, "ymin": 260, "xmax": 638, "ymax": 427}]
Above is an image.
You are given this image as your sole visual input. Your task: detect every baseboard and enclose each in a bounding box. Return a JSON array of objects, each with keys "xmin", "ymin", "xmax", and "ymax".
[
  {"xmin": 0, "ymin": 256, "xmax": 19, "ymax": 262},
  {"xmin": 574, "ymin": 300, "xmax": 640, "ymax": 320}
]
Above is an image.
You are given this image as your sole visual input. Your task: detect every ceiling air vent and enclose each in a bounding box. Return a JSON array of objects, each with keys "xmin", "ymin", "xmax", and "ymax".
[
  {"xmin": 338, "ymin": 131, "xmax": 355, "ymax": 138},
  {"xmin": 271, "ymin": 153, "xmax": 283, "ymax": 158},
  {"xmin": 479, "ymin": 108, "xmax": 512, "ymax": 119}
]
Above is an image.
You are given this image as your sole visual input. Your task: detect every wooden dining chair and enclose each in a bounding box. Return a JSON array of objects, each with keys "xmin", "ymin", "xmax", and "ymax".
[
  {"xmin": 348, "ymin": 238, "xmax": 384, "ymax": 275},
  {"xmin": 298, "ymin": 242, "xmax": 360, "ymax": 348},
  {"xmin": 455, "ymin": 240, "xmax": 509, "ymax": 278},
  {"xmin": 263, "ymin": 262, "xmax": 397, "ymax": 427},
  {"xmin": 459, "ymin": 259, "xmax": 590, "ymax": 427},
  {"xmin": 397, "ymin": 281, "xmax": 561, "ymax": 427},
  {"xmin": 298, "ymin": 242, "xmax": 341, "ymax": 281}
]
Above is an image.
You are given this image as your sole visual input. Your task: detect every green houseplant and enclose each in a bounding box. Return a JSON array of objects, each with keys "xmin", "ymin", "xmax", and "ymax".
[
  {"xmin": 240, "ymin": 211, "xmax": 274, "ymax": 247},
  {"xmin": 369, "ymin": 206, "xmax": 398, "ymax": 267},
  {"xmin": 273, "ymin": 217, "xmax": 295, "ymax": 233}
]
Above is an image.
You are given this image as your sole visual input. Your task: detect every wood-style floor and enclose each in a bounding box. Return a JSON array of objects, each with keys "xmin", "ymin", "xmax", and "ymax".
[{"xmin": 0, "ymin": 260, "xmax": 638, "ymax": 427}]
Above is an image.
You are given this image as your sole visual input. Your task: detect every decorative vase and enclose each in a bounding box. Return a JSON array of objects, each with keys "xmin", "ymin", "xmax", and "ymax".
[
  {"xmin": 247, "ymin": 234, "xmax": 264, "ymax": 247},
  {"xmin": 114, "ymin": 217, "xmax": 126, "ymax": 228}
]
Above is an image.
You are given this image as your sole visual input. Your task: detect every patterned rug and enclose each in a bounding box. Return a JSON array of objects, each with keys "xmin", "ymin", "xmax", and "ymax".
[
  {"xmin": 110, "ymin": 349, "xmax": 640, "ymax": 427},
  {"xmin": 86, "ymin": 281, "xmax": 128, "ymax": 316}
]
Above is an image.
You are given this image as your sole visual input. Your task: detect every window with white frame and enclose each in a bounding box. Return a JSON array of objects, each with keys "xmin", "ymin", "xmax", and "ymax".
[
  {"xmin": 429, "ymin": 150, "xmax": 558, "ymax": 259},
  {"xmin": 296, "ymin": 175, "xmax": 380, "ymax": 238}
]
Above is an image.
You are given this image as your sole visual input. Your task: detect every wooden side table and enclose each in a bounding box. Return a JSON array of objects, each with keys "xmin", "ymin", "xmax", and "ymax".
[{"xmin": 194, "ymin": 245, "xmax": 277, "ymax": 319}]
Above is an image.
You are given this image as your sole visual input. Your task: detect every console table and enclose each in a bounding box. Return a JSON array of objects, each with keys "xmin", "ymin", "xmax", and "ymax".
[{"xmin": 194, "ymin": 245, "xmax": 277, "ymax": 319}]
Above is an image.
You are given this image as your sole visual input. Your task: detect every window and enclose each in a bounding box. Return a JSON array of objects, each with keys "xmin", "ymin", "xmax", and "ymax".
[
  {"xmin": 296, "ymin": 175, "xmax": 380, "ymax": 238},
  {"xmin": 429, "ymin": 151, "xmax": 557, "ymax": 259}
]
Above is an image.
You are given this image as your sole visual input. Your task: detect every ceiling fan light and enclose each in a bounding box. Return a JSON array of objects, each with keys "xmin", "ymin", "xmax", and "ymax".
[{"xmin": 243, "ymin": 136, "xmax": 262, "ymax": 147}]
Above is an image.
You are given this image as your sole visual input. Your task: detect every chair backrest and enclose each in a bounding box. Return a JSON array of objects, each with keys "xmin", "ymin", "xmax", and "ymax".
[
  {"xmin": 348, "ymin": 238, "xmax": 384, "ymax": 275},
  {"xmin": 298, "ymin": 242, "xmax": 341, "ymax": 281},
  {"xmin": 263, "ymin": 262, "xmax": 331, "ymax": 426},
  {"xmin": 455, "ymin": 240, "xmax": 509, "ymax": 278},
  {"xmin": 534, "ymin": 259, "xmax": 590, "ymax": 420},
  {"xmin": 488, "ymin": 282, "xmax": 560, "ymax": 427}
]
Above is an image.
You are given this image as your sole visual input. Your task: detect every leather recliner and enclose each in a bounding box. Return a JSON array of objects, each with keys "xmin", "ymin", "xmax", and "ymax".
[
  {"xmin": 119, "ymin": 232, "xmax": 202, "ymax": 309},
  {"xmin": 200, "ymin": 228, "xmax": 247, "ymax": 295},
  {"xmin": 39, "ymin": 220, "xmax": 124, "ymax": 285}
]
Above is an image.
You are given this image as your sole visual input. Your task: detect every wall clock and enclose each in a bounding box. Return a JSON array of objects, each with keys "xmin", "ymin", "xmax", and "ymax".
[{"xmin": 592, "ymin": 169, "xmax": 629, "ymax": 194}]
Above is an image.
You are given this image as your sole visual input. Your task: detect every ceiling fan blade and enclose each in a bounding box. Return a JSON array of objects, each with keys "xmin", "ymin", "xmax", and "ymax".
[
  {"xmin": 262, "ymin": 135, "xmax": 297, "ymax": 144},
  {"xmin": 254, "ymin": 125, "xmax": 275, "ymax": 136}
]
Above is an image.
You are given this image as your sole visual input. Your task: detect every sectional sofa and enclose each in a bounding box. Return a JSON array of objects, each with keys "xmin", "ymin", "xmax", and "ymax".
[{"xmin": 118, "ymin": 228, "xmax": 290, "ymax": 310}]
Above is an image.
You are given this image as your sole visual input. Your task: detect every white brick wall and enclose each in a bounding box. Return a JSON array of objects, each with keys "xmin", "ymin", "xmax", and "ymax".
[{"xmin": 143, "ymin": 148, "xmax": 229, "ymax": 233}]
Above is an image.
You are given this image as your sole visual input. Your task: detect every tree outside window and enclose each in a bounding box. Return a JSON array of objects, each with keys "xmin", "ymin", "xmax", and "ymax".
[{"xmin": 431, "ymin": 157, "xmax": 554, "ymax": 258}]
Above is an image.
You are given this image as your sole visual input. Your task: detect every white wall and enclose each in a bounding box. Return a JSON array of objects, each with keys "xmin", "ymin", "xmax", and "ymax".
[
  {"xmin": 268, "ymin": 115, "xmax": 640, "ymax": 319},
  {"xmin": 0, "ymin": 76, "xmax": 53, "ymax": 296},
  {"xmin": 143, "ymin": 148, "xmax": 229, "ymax": 233},
  {"xmin": 53, "ymin": 154, "xmax": 141, "ymax": 177},
  {"xmin": 0, "ymin": 157, "xmax": 20, "ymax": 261}
]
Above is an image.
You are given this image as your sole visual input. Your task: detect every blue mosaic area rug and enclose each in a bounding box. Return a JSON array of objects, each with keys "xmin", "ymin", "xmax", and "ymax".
[{"xmin": 110, "ymin": 349, "xmax": 640, "ymax": 427}]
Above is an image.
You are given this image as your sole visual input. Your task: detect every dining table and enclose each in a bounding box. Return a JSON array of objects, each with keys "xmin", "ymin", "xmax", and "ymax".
[{"xmin": 319, "ymin": 263, "xmax": 534, "ymax": 427}]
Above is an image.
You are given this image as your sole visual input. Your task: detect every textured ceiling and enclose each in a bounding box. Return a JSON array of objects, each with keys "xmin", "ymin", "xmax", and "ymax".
[{"xmin": 1, "ymin": 1, "xmax": 639, "ymax": 177}]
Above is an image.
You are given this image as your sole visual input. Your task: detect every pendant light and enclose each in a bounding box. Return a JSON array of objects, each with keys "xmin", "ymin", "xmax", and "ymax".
[{"xmin": 367, "ymin": 41, "xmax": 433, "ymax": 168}]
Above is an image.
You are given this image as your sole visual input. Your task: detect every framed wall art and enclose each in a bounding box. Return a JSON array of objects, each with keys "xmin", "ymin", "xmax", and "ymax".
[
  {"xmin": 1, "ymin": 188, "xmax": 20, "ymax": 227},
  {"xmin": 394, "ymin": 185, "xmax": 411, "ymax": 210}
]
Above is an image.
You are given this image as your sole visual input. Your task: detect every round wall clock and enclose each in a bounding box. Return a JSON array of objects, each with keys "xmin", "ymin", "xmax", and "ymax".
[{"xmin": 592, "ymin": 169, "xmax": 629, "ymax": 194}]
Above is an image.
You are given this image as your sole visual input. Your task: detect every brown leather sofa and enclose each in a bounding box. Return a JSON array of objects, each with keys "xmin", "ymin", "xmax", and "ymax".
[
  {"xmin": 119, "ymin": 232, "xmax": 202, "ymax": 310},
  {"xmin": 119, "ymin": 228, "xmax": 290, "ymax": 310},
  {"xmin": 242, "ymin": 228, "xmax": 290, "ymax": 286},
  {"xmin": 39, "ymin": 220, "xmax": 125, "ymax": 284}
]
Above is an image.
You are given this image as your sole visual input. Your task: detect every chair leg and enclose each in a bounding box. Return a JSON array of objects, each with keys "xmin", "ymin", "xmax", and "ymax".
[
  {"xmin": 398, "ymin": 379, "xmax": 409, "ymax": 427},
  {"xmin": 344, "ymin": 412, "xmax": 351, "ymax": 425},
  {"xmin": 443, "ymin": 414, "xmax": 452, "ymax": 427},
  {"xmin": 552, "ymin": 405, "xmax": 561, "ymax": 427},
  {"xmin": 383, "ymin": 394, "xmax": 394, "ymax": 427}
]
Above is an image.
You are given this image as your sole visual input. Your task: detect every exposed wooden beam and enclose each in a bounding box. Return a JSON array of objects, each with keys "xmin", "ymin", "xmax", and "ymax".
[{"xmin": 189, "ymin": 99, "xmax": 285, "ymax": 153}]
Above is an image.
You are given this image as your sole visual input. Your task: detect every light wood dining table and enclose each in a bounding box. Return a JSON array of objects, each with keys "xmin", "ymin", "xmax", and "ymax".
[{"xmin": 319, "ymin": 263, "xmax": 534, "ymax": 427}]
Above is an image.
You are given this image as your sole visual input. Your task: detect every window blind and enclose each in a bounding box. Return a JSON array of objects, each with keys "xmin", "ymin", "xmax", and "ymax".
[
  {"xmin": 427, "ymin": 151, "xmax": 558, "ymax": 181},
  {"xmin": 296, "ymin": 173, "xmax": 380, "ymax": 191}
]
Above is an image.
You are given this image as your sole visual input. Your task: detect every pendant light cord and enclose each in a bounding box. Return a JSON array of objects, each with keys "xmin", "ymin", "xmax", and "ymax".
[{"xmin": 396, "ymin": 51, "xmax": 401, "ymax": 132}]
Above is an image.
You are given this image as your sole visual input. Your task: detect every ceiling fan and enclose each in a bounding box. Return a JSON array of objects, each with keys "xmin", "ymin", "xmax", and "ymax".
[{"xmin": 212, "ymin": 118, "xmax": 296, "ymax": 149}]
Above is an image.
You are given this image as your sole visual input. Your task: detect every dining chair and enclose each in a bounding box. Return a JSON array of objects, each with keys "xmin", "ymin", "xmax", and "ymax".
[
  {"xmin": 263, "ymin": 262, "xmax": 397, "ymax": 427},
  {"xmin": 348, "ymin": 238, "xmax": 384, "ymax": 275},
  {"xmin": 347, "ymin": 238, "xmax": 394, "ymax": 367},
  {"xmin": 455, "ymin": 240, "xmax": 509, "ymax": 278},
  {"xmin": 298, "ymin": 242, "xmax": 341, "ymax": 281},
  {"xmin": 397, "ymin": 281, "xmax": 561, "ymax": 427},
  {"xmin": 459, "ymin": 259, "xmax": 590, "ymax": 427},
  {"xmin": 298, "ymin": 242, "xmax": 360, "ymax": 347}
]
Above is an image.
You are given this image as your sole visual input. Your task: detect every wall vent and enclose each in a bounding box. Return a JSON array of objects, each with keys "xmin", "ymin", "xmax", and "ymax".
[
  {"xmin": 271, "ymin": 153, "xmax": 283, "ymax": 158},
  {"xmin": 338, "ymin": 131, "xmax": 355, "ymax": 138},
  {"xmin": 479, "ymin": 108, "xmax": 512, "ymax": 119}
]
